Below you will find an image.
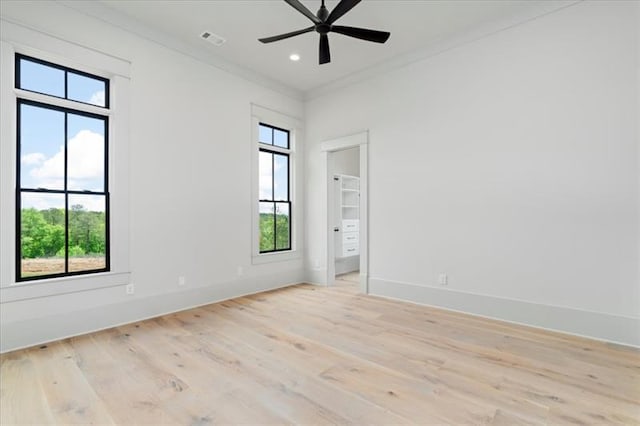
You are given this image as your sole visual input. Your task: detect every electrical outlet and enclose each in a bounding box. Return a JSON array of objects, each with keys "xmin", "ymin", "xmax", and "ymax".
[
  {"xmin": 237, "ymin": 266, "xmax": 244, "ymax": 276},
  {"xmin": 126, "ymin": 283, "xmax": 135, "ymax": 295},
  {"xmin": 438, "ymin": 273, "xmax": 448, "ymax": 286},
  {"xmin": 178, "ymin": 276, "xmax": 186, "ymax": 287}
]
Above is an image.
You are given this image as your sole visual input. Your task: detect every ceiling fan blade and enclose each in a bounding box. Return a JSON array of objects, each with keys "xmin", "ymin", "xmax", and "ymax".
[
  {"xmin": 319, "ymin": 34, "xmax": 331, "ymax": 64},
  {"xmin": 331, "ymin": 26, "xmax": 390, "ymax": 43},
  {"xmin": 326, "ymin": 0, "xmax": 361, "ymax": 25},
  {"xmin": 284, "ymin": 0, "xmax": 321, "ymax": 24},
  {"xmin": 259, "ymin": 26, "xmax": 315, "ymax": 43}
]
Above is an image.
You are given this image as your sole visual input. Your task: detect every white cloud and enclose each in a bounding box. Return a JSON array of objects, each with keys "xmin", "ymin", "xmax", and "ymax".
[
  {"xmin": 22, "ymin": 193, "xmax": 105, "ymax": 212},
  {"xmin": 30, "ymin": 146, "xmax": 64, "ymax": 180},
  {"xmin": 67, "ymin": 130, "xmax": 104, "ymax": 180},
  {"xmin": 21, "ymin": 152, "xmax": 46, "ymax": 166},
  {"xmin": 90, "ymin": 90, "xmax": 105, "ymax": 106},
  {"xmin": 68, "ymin": 195, "xmax": 106, "ymax": 212},
  {"xmin": 38, "ymin": 179, "xmax": 65, "ymax": 190},
  {"xmin": 259, "ymin": 152, "xmax": 272, "ymax": 199},
  {"xmin": 31, "ymin": 130, "xmax": 104, "ymax": 189},
  {"xmin": 259, "ymin": 152, "xmax": 286, "ymax": 199},
  {"xmin": 21, "ymin": 129, "xmax": 106, "ymax": 211},
  {"xmin": 21, "ymin": 194, "xmax": 65, "ymax": 210}
]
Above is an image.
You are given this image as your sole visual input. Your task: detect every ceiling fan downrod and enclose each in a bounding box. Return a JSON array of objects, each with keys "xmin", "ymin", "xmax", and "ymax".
[{"xmin": 318, "ymin": 0, "xmax": 329, "ymax": 22}]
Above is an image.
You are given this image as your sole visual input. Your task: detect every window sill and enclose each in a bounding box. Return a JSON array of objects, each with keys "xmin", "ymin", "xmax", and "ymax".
[
  {"xmin": 0, "ymin": 271, "xmax": 131, "ymax": 303},
  {"xmin": 252, "ymin": 250, "xmax": 301, "ymax": 265}
]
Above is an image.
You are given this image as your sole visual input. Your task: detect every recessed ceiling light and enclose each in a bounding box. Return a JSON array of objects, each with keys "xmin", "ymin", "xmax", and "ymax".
[{"xmin": 289, "ymin": 53, "xmax": 300, "ymax": 62}]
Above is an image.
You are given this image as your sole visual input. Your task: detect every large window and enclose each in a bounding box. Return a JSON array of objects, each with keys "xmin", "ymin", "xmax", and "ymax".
[
  {"xmin": 15, "ymin": 54, "xmax": 109, "ymax": 281},
  {"xmin": 258, "ymin": 123, "xmax": 291, "ymax": 253}
]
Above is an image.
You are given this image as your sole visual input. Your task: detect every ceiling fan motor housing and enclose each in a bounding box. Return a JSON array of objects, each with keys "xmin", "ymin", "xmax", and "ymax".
[{"xmin": 316, "ymin": 24, "xmax": 331, "ymax": 35}]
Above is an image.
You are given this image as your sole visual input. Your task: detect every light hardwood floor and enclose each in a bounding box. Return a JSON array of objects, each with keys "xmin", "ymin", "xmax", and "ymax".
[{"xmin": 1, "ymin": 283, "xmax": 639, "ymax": 425}]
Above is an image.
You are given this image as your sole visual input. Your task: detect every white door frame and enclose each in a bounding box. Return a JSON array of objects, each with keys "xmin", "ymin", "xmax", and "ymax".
[{"xmin": 320, "ymin": 131, "xmax": 369, "ymax": 293}]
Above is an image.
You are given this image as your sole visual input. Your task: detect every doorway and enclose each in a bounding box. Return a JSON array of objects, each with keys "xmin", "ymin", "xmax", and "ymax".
[
  {"xmin": 331, "ymin": 148, "xmax": 360, "ymax": 287},
  {"xmin": 321, "ymin": 132, "xmax": 369, "ymax": 293}
]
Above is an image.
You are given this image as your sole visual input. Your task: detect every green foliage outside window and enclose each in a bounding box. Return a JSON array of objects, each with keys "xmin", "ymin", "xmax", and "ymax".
[
  {"xmin": 259, "ymin": 212, "xmax": 290, "ymax": 252},
  {"xmin": 20, "ymin": 205, "xmax": 106, "ymax": 259},
  {"xmin": 21, "ymin": 208, "xmax": 64, "ymax": 258}
]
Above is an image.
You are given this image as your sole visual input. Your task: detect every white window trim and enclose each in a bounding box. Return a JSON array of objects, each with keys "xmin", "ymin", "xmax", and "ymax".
[
  {"xmin": 251, "ymin": 104, "xmax": 303, "ymax": 264},
  {"xmin": 0, "ymin": 20, "xmax": 131, "ymax": 301}
]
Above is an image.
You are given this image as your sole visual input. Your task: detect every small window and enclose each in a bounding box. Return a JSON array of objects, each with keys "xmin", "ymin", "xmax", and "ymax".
[
  {"xmin": 258, "ymin": 123, "xmax": 289, "ymax": 149},
  {"xmin": 258, "ymin": 123, "xmax": 291, "ymax": 253},
  {"xmin": 16, "ymin": 54, "xmax": 109, "ymax": 108},
  {"xmin": 16, "ymin": 55, "xmax": 110, "ymax": 281}
]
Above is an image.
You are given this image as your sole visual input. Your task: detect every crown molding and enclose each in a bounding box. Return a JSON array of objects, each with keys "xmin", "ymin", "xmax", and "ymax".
[
  {"xmin": 304, "ymin": 0, "xmax": 581, "ymax": 101},
  {"xmin": 56, "ymin": 0, "xmax": 304, "ymax": 101},
  {"xmin": 7, "ymin": 0, "xmax": 582, "ymax": 103}
]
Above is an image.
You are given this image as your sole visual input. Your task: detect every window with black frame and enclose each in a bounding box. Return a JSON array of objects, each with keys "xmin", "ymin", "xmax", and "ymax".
[
  {"xmin": 258, "ymin": 123, "xmax": 291, "ymax": 252},
  {"xmin": 15, "ymin": 54, "xmax": 110, "ymax": 280}
]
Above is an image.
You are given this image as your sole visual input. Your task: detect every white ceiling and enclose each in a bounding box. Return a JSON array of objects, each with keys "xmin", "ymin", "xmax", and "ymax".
[{"xmin": 95, "ymin": 0, "xmax": 572, "ymax": 97}]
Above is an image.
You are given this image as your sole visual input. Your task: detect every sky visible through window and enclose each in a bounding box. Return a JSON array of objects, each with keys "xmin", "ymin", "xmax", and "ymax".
[
  {"xmin": 258, "ymin": 124, "xmax": 289, "ymax": 201},
  {"xmin": 19, "ymin": 61, "xmax": 106, "ymax": 213},
  {"xmin": 19, "ymin": 58, "xmax": 106, "ymax": 107},
  {"xmin": 259, "ymin": 151, "xmax": 289, "ymax": 201}
]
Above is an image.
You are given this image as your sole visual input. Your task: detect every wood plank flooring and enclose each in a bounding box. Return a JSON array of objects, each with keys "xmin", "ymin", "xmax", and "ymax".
[{"xmin": 1, "ymin": 279, "xmax": 639, "ymax": 425}]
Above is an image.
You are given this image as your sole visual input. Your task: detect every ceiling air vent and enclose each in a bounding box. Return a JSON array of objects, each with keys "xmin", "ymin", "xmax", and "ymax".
[{"xmin": 200, "ymin": 31, "xmax": 226, "ymax": 46}]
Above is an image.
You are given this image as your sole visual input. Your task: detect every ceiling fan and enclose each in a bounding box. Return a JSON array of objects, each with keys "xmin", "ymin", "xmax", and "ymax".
[{"xmin": 259, "ymin": 0, "xmax": 391, "ymax": 65}]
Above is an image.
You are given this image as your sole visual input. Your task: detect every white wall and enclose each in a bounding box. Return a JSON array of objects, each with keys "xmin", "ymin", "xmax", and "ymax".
[
  {"xmin": 0, "ymin": 1, "xmax": 304, "ymax": 352},
  {"xmin": 305, "ymin": 1, "xmax": 640, "ymax": 345}
]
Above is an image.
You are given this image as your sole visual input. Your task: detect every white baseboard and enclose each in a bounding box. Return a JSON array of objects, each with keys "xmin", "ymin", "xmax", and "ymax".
[
  {"xmin": 369, "ymin": 277, "xmax": 640, "ymax": 348},
  {"xmin": 7, "ymin": 272, "xmax": 635, "ymax": 353},
  {"xmin": 0, "ymin": 269, "xmax": 304, "ymax": 353}
]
